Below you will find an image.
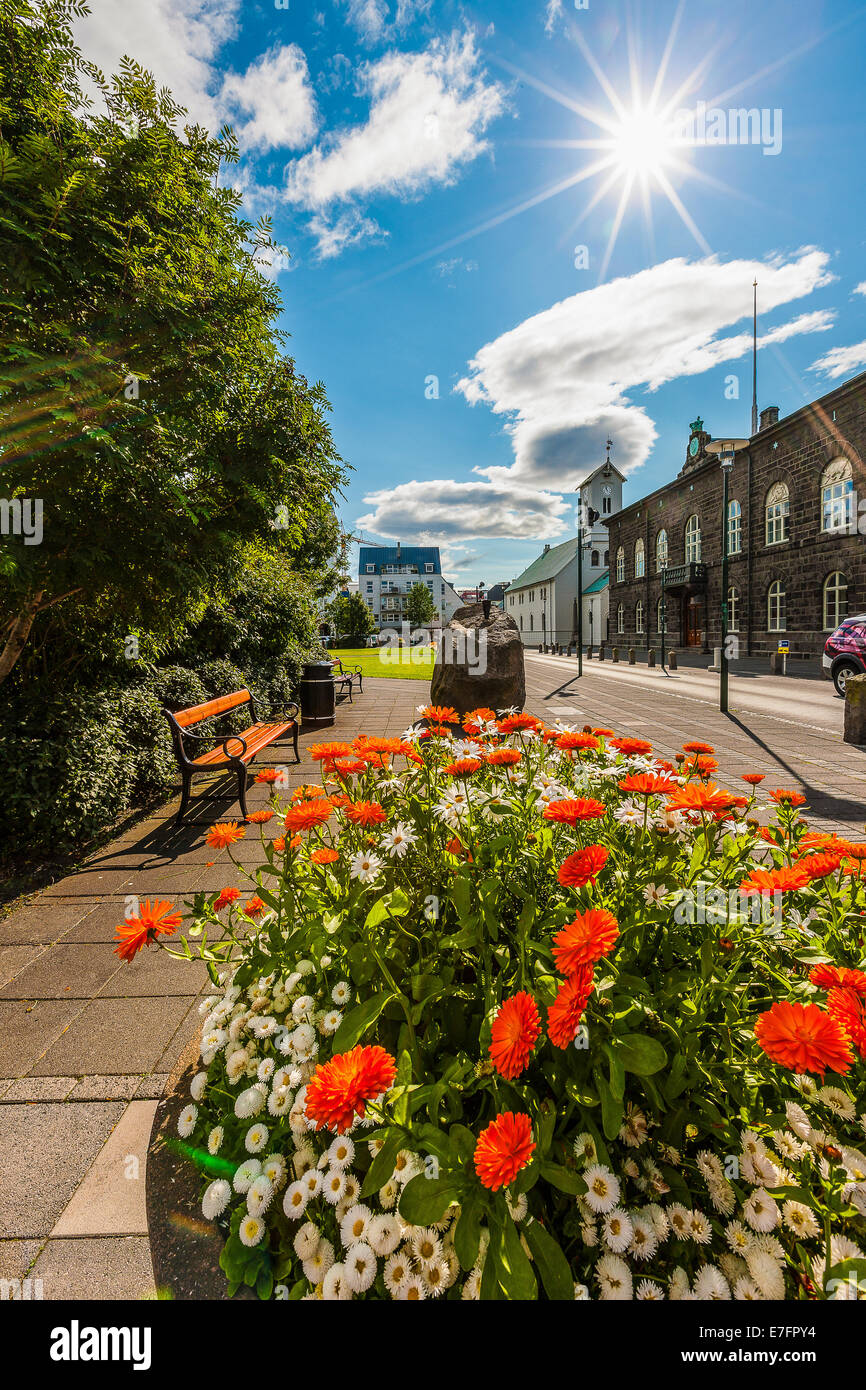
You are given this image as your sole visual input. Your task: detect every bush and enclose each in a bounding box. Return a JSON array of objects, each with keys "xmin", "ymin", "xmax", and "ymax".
[{"xmin": 157, "ymin": 715, "xmax": 866, "ymax": 1301}]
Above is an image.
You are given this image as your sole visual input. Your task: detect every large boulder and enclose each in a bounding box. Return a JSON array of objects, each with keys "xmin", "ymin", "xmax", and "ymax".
[
  {"xmin": 844, "ymin": 673, "xmax": 866, "ymax": 746},
  {"xmin": 430, "ymin": 603, "xmax": 525, "ymax": 716}
]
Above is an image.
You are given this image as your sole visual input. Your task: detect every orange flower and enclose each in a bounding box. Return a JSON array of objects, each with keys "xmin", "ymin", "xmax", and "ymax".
[
  {"xmin": 334, "ymin": 759, "xmax": 368, "ymax": 777},
  {"xmin": 769, "ymin": 788, "xmax": 807, "ymax": 807},
  {"xmin": 592, "ymin": 728, "xmax": 615, "ymax": 738},
  {"xmin": 797, "ymin": 851, "xmax": 843, "ymax": 881},
  {"xmin": 486, "ymin": 747, "xmax": 522, "ymax": 767},
  {"xmin": 498, "ymin": 713, "xmax": 540, "ymax": 734},
  {"xmin": 741, "ymin": 773, "xmax": 765, "ymax": 786},
  {"xmin": 254, "ymin": 768, "xmax": 280, "ymax": 784},
  {"xmin": 213, "ymin": 886, "xmax": 240, "ymax": 911},
  {"xmin": 443, "ymin": 758, "xmax": 483, "ymax": 776},
  {"xmin": 685, "ymin": 755, "xmax": 718, "ymax": 778},
  {"xmin": 547, "ymin": 967, "xmax": 594, "ymax": 1049},
  {"xmin": 474, "ymin": 1112, "xmax": 535, "ymax": 1191},
  {"xmin": 558, "ymin": 845, "xmax": 609, "ymax": 888},
  {"xmin": 666, "ymin": 781, "xmax": 737, "ymax": 814},
  {"xmin": 420, "ymin": 704, "xmax": 458, "ymax": 724},
  {"xmin": 683, "ymin": 741, "xmax": 715, "ymax": 754},
  {"xmin": 244, "ymin": 896, "xmax": 265, "ymax": 917},
  {"xmin": 292, "ymin": 783, "xmax": 327, "ymax": 800},
  {"xmin": 113, "ymin": 899, "xmax": 181, "ymax": 961},
  {"xmin": 310, "ymin": 847, "xmax": 340, "ymax": 865},
  {"xmin": 556, "ymin": 731, "xmax": 600, "ymax": 752},
  {"xmin": 206, "ymin": 821, "xmax": 246, "ymax": 850},
  {"xmin": 827, "ymin": 987, "xmax": 866, "ymax": 1058},
  {"xmin": 838, "ymin": 841, "xmax": 866, "ymax": 859},
  {"xmin": 344, "ymin": 800, "xmax": 387, "ymax": 827},
  {"xmin": 305, "ymin": 1045, "xmax": 397, "ymax": 1133},
  {"xmin": 445, "ymin": 836, "xmax": 473, "ymax": 860},
  {"xmin": 618, "ymin": 773, "xmax": 678, "ymax": 797},
  {"xmin": 809, "ymin": 963, "xmax": 866, "ymax": 995},
  {"xmin": 463, "ymin": 707, "xmax": 496, "ymax": 734},
  {"xmin": 755, "ymin": 1000, "xmax": 852, "ymax": 1077},
  {"xmin": 284, "ymin": 799, "xmax": 333, "ymax": 833},
  {"xmin": 609, "ymin": 737, "xmax": 652, "ymax": 756},
  {"xmin": 355, "ymin": 736, "xmax": 404, "ymax": 756},
  {"xmin": 552, "ymin": 908, "xmax": 619, "ymax": 974},
  {"xmin": 310, "ymin": 741, "xmax": 354, "ymax": 763},
  {"xmin": 246, "ymin": 810, "xmax": 274, "ymax": 824},
  {"xmin": 489, "ymin": 992, "xmax": 542, "ymax": 1079},
  {"xmin": 273, "ymin": 837, "xmax": 286, "ymax": 853},
  {"xmin": 543, "ymin": 797, "xmax": 607, "ymax": 824},
  {"xmin": 739, "ymin": 865, "xmax": 810, "ymax": 895}
]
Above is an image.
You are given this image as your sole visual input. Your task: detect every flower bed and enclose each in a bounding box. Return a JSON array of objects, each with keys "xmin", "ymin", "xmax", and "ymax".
[{"xmin": 127, "ymin": 709, "xmax": 865, "ymax": 1300}]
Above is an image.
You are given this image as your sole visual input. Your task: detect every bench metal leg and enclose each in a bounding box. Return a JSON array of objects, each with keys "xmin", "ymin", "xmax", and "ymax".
[
  {"xmin": 175, "ymin": 773, "xmax": 192, "ymax": 827},
  {"xmin": 236, "ymin": 765, "xmax": 249, "ymax": 820},
  {"xmin": 292, "ymin": 720, "xmax": 300, "ymax": 764}
]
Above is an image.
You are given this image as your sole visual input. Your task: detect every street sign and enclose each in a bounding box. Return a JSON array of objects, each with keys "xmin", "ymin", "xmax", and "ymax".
[{"xmin": 777, "ymin": 640, "xmax": 790, "ymax": 654}]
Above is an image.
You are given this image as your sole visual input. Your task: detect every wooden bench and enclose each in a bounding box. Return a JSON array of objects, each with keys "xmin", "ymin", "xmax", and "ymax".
[
  {"xmin": 329, "ymin": 657, "xmax": 363, "ymax": 702},
  {"xmin": 163, "ymin": 688, "xmax": 299, "ymax": 825}
]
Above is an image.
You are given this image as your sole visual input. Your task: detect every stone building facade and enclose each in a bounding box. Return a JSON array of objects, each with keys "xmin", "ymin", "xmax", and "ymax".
[{"xmin": 604, "ymin": 370, "xmax": 866, "ymax": 661}]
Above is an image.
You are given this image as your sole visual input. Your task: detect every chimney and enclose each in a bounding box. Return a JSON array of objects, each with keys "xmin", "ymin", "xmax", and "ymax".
[
  {"xmin": 396, "ymin": 540, "xmax": 401, "ymax": 560},
  {"xmin": 759, "ymin": 405, "xmax": 780, "ymax": 431},
  {"xmin": 543, "ymin": 543, "xmax": 550, "ymax": 554}
]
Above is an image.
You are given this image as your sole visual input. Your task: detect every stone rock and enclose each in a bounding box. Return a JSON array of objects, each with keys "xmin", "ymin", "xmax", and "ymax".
[
  {"xmin": 844, "ymin": 673, "xmax": 866, "ymax": 745},
  {"xmin": 430, "ymin": 603, "xmax": 525, "ymax": 716}
]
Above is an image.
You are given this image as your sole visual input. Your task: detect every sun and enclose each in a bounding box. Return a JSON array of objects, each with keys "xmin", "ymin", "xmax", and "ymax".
[{"xmin": 610, "ymin": 105, "xmax": 677, "ymax": 180}]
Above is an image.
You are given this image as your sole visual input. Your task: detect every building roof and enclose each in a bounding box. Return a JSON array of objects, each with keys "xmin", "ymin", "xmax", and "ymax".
[
  {"xmin": 509, "ymin": 537, "xmax": 581, "ymax": 590},
  {"xmin": 576, "ymin": 460, "xmax": 627, "ymax": 490},
  {"xmin": 358, "ymin": 545, "xmax": 440, "ymax": 575},
  {"xmin": 583, "ymin": 574, "xmax": 609, "ymax": 596}
]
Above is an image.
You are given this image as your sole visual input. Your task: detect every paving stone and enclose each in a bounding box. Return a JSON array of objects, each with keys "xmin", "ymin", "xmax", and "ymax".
[
  {"xmin": 0, "ymin": 1076, "xmax": 77, "ymax": 1103},
  {"xmin": 0, "ymin": 900, "xmax": 103, "ymax": 945},
  {"xmin": 155, "ymin": 999, "xmax": 205, "ymax": 1074},
  {"xmin": 66, "ymin": 1074, "xmax": 142, "ymax": 1101},
  {"xmin": 0, "ymin": 944, "xmax": 48, "ymax": 989},
  {"xmin": 0, "ymin": 1101, "xmax": 125, "ymax": 1238},
  {"xmin": 52, "ymin": 1100, "xmax": 158, "ymax": 1236},
  {"xmin": 98, "ymin": 949, "xmax": 209, "ymax": 997},
  {"xmin": 0, "ymin": 999, "xmax": 84, "ymax": 1079},
  {"xmin": 41, "ymin": 868, "xmax": 136, "ymax": 898},
  {"xmin": 0, "ymin": 1239, "xmax": 46, "ymax": 1280},
  {"xmin": 30, "ymin": 996, "xmax": 196, "ymax": 1076},
  {"xmin": 134, "ymin": 1073, "xmax": 168, "ymax": 1099},
  {"xmin": 0, "ymin": 944, "xmax": 122, "ymax": 1000},
  {"xmin": 29, "ymin": 1236, "xmax": 156, "ymax": 1301}
]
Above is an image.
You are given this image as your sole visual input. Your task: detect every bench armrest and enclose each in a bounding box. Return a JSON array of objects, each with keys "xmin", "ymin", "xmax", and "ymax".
[{"xmin": 222, "ymin": 734, "xmax": 248, "ymax": 759}]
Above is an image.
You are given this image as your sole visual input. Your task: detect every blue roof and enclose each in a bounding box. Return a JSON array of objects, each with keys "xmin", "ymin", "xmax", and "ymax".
[{"xmin": 358, "ymin": 545, "xmax": 441, "ymax": 575}]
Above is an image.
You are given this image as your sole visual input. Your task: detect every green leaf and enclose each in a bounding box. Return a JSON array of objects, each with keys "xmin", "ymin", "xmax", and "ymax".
[
  {"xmin": 398, "ymin": 1174, "xmax": 462, "ymax": 1225},
  {"xmin": 523, "ymin": 1218, "xmax": 574, "ymax": 1300},
  {"xmin": 539, "ymin": 1161, "xmax": 587, "ymax": 1196},
  {"xmin": 365, "ymin": 890, "xmax": 409, "ymax": 930},
  {"xmin": 603, "ymin": 1042, "xmax": 625, "ymax": 1101},
  {"xmin": 497, "ymin": 1217, "xmax": 537, "ymax": 1300},
  {"xmin": 595, "ymin": 1068, "xmax": 623, "ymax": 1141},
  {"xmin": 360, "ymin": 1129, "xmax": 404, "ymax": 1198},
  {"xmin": 824, "ymin": 1257, "xmax": 866, "ymax": 1292},
  {"xmin": 616, "ymin": 1033, "xmax": 668, "ymax": 1076},
  {"xmin": 453, "ymin": 1191, "xmax": 483, "ymax": 1270},
  {"xmin": 516, "ymin": 898, "xmax": 536, "ymax": 938},
  {"xmin": 331, "ymin": 991, "xmax": 393, "ymax": 1051}
]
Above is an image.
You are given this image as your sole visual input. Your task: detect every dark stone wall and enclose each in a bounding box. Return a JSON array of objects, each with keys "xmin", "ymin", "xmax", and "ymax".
[{"xmin": 605, "ymin": 373, "xmax": 866, "ymax": 658}]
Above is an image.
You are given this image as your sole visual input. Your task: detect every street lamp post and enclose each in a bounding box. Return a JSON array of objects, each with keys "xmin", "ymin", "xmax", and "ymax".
[
  {"xmin": 575, "ymin": 494, "xmax": 599, "ymax": 677},
  {"xmin": 706, "ymin": 438, "xmax": 749, "ymax": 714}
]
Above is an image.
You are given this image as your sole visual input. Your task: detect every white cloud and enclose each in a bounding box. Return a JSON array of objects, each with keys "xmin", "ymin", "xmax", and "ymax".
[
  {"xmin": 284, "ymin": 31, "xmax": 506, "ymax": 211},
  {"xmin": 854, "ymin": 282, "xmax": 866, "ymax": 296},
  {"xmin": 308, "ymin": 209, "xmax": 388, "ymax": 260},
  {"xmin": 342, "ymin": 0, "xmax": 430, "ymax": 44},
  {"xmin": 810, "ymin": 340, "xmax": 866, "ymax": 380},
  {"xmin": 255, "ymin": 248, "xmax": 294, "ymax": 281},
  {"xmin": 356, "ymin": 478, "xmax": 571, "ymax": 543},
  {"xmin": 544, "ymin": 0, "xmax": 565, "ymax": 35},
  {"xmin": 72, "ymin": 0, "xmax": 240, "ymax": 126},
  {"xmin": 456, "ymin": 248, "xmax": 835, "ymax": 491},
  {"xmin": 220, "ymin": 45, "xmax": 317, "ymax": 153}
]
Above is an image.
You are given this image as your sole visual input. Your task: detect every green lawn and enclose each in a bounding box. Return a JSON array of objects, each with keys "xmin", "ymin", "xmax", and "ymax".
[{"xmin": 331, "ymin": 645, "xmax": 435, "ymax": 680}]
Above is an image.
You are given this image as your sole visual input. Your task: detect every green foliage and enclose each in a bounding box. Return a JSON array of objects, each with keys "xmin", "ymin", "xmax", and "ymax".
[
  {"xmin": 328, "ymin": 591, "xmax": 375, "ymax": 644},
  {"xmin": 406, "ymin": 581, "xmax": 435, "ymax": 627}
]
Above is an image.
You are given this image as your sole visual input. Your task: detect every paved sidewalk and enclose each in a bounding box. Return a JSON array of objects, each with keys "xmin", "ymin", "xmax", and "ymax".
[
  {"xmin": 0, "ymin": 663, "xmax": 858, "ymax": 1301},
  {"xmin": 0, "ymin": 678, "xmax": 420, "ymax": 1299}
]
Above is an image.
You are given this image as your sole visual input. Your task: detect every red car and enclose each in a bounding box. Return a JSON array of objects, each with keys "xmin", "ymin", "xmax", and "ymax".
[{"xmin": 823, "ymin": 615, "xmax": 866, "ymax": 695}]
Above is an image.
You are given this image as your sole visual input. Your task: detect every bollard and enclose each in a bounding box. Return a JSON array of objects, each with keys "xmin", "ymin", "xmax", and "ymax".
[
  {"xmin": 612, "ymin": 646, "xmax": 620, "ymax": 663},
  {"xmin": 648, "ymin": 649, "xmax": 656, "ymax": 668},
  {"xmin": 586, "ymin": 644, "xmax": 593, "ymax": 660},
  {"xmin": 628, "ymin": 648, "xmax": 636, "ymax": 665},
  {"xmin": 598, "ymin": 645, "xmax": 605, "ymax": 661},
  {"xmin": 844, "ymin": 674, "xmax": 866, "ymax": 745},
  {"xmin": 668, "ymin": 650, "xmax": 677, "ymax": 670}
]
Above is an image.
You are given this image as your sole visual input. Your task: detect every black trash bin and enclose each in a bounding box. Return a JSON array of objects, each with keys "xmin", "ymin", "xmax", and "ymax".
[{"xmin": 299, "ymin": 662, "xmax": 336, "ymax": 729}]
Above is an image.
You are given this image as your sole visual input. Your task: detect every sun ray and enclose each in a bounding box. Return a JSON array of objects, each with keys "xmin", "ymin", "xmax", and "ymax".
[
  {"xmin": 649, "ymin": 0, "xmax": 686, "ymax": 110},
  {"xmin": 569, "ymin": 28, "xmax": 630, "ymax": 124},
  {"xmin": 492, "ymin": 55, "xmax": 620, "ymax": 135},
  {"xmin": 654, "ymin": 168, "xmax": 712, "ymax": 254},
  {"xmin": 598, "ymin": 172, "xmax": 636, "ymax": 283}
]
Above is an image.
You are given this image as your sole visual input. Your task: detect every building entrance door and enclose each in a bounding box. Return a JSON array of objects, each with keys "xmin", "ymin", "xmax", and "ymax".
[{"xmin": 684, "ymin": 596, "xmax": 703, "ymax": 647}]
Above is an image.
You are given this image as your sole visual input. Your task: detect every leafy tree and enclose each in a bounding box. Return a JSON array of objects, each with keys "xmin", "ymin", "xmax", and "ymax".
[
  {"xmin": 328, "ymin": 592, "xmax": 376, "ymax": 644},
  {"xmin": 0, "ymin": 0, "xmax": 346, "ymax": 685},
  {"xmin": 406, "ymin": 581, "xmax": 435, "ymax": 627}
]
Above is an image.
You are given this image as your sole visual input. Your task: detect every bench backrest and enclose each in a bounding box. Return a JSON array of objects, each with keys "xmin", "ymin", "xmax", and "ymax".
[{"xmin": 172, "ymin": 689, "xmax": 252, "ymax": 728}]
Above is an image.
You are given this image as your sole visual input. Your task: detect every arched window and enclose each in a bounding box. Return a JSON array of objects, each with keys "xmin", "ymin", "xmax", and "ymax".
[
  {"xmin": 728, "ymin": 586, "xmax": 740, "ymax": 632},
  {"xmin": 603, "ymin": 549, "xmax": 609, "ymax": 568},
  {"xmin": 656, "ymin": 597, "xmax": 665, "ymax": 632},
  {"xmin": 685, "ymin": 514, "xmax": 701, "ymax": 563},
  {"xmin": 656, "ymin": 529, "xmax": 668, "ymax": 571},
  {"xmin": 765, "ymin": 482, "xmax": 790, "ymax": 545},
  {"xmin": 529, "ymin": 613, "xmax": 533, "ymax": 633},
  {"xmin": 727, "ymin": 499, "xmax": 742, "ymax": 555},
  {"xmin": 616, "ymin": 546, "xmax": 625, "ymax": 583},
  {"xmin": 634, "ymin": 538, "xmax": 645, "ymax": 578},
  {"xmin": 591, "ymin": 550, "xmax": 600, "ymax": 568},
  {"xmin": 768, "ymin": 580, "xmax": 786, "ymax": 632},
  {"xmin": 823, "ymin": 572, "xmax": 848, "ymax": 631},
  {"xmin": 821, "ymin": 459, "xmax": 854, "ymax": 533},
  {"xmin": 635, "ymin": 599, "xmax": 644, "ymax": 634},
  {"xmin": 616, "ymin": 603, "xmax": 624, "ymax": 634}
]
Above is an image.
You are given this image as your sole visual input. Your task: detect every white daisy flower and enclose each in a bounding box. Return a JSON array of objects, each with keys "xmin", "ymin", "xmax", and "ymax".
[
  {"xmin": 349, "ymin": 850, "xmax": 383, "ymax": 883},
  {"xmin": 239, "ymin": 1214, "xmax": 264, "ymax": 1248},
  {"xmin": 410, "ymin": 1228, "xmax": 442, "ymax": 1269},
  {"xmin": 688, "ymin": 1209, "xmax": 713, "ymax": 1245},
  {"xmin": 602, "ymin": 1208, "xmax": 633, "ymax": 1254},
  {"xmin": 506, "ymin": 1192, "xmax": 528, "ymax": 1223},
  {"xmin": 367, "ymin": 1213, "xmax": 402, "ymax": 1257},
  {"xmin": 343, "ymin": 1241, "xmax": 377, "ymax": 1293},
  {"xmin": 322, "ymin": 1168, "xmax": 347, "ymax": 1205},
  {"xmin": 724, "ymin": 1219, "xmax": 752, "ymax": 1253},
  {"xmin": 302, "ymin": 1237, "xmax": 335, "ymax": 1283},
  {"xmin": 392, "ymin": 1150, "xmax": 423, "ymax": 1185},
  {"xmin": 262, "ymin": 1154, "xmax": 286, "ymax": 1190},
  {"xmin": 283, "ymin": 1180, "xmax": 309, "ymax": 1219},
  {"xmin": 380, "ymin": 822, "xmax": 417, "ymax": 858},
  {"xmin": 302, "ymin": 1168, "xmax": 322, "ymax": 1199},
  {"xmin": 320, "ymin": 1010, "xmax": 342, "ymax": 1036},
  {"xmin": 207, "ymin": 1125, "xmax": 224, "ymax": 1156},
  {"xmin": 202, "ymin": 1178, "xmax": 232, "ymax": 1221},
  {"xmin": 190, "ymin": 1071, "xmax": 208, "ymax": 1102},
  {"xmin": 244, "ymin": 1122, "xmax": 269, "ymax": 1154},
  {"xmin": 177, "ymin": 1104, "xmax": 197, "ymax": 1138},
  {"xmin": 693, "ymin": 1264, "xmax": 731, "ymax": 1300},
  {"xmin": 246, "ymin": 1174, "xmax": 274, "ymax": 1216},
  {"xmin": 573, "ymin": 1133, "xmax": 598, "ymax": 1164},
  {"xmin": 397, "ymin": 1274, "xmax": 427, "ymax": 1301},
  {"xmin": 629, "ymin": 1214, "xmax": 659, "ymax": 1261},
  {"xmin": 232, "ymin": 1158, "xmax": 262, "ymax": 1194},
  {"xmin": 669, "ymin": 1266, "xmax": 691, "ymax": 1301},
  {"xmin": 742, "ymin": 1189, "xmax": 780, "ymax": 1233},
  {"xmin": 267, "ymin": 1088, "xmax": 292, "ymax": 1118},
  {"xmin": 745, "ymin": 1248, "xmax": 785, "ymax": 1299},
  {"xmin": 383, "ymin": 1249, "xmax": 412, "ymax": 1297},
  {"xmin": 636, "ymin": 1279, "xmax": 665, "ymax": 1300},
  {"xmin": 234, "ymin": 1086, "xmax": 266, "ymax": 1120},
  {"xmin": 818, "ymin": 1085, "xmax": 856, "ymax": 1120},
  {"xmin": 293, "ymin": 1222, "xmax": 320, "ymax": 1261},
  {"xmin": 595, "ymin": 1253, "xmax": 633, "ymax": 1301},
  {"xmin": 583, "ymin": 1165, "xmax": 620, "ymax": 1214},
  {"xmin": 256, "ymin": 1058, "xmax": 275, "ymax": 1084},
  {"xmin": 379, "ymin": 1178, "xmax": 398, "ymax": 1209},
  {"xmin": 328, "ymin": 1135, "xmax": 355, "ymax": 1169},
  {"xmin": 322, "ymin": 1262, "xmax": 352, "ymax": 1301},
  {"xmin": 340, "ymin": 1203, "xmax": 372, "ymax": 1247},
  {"xmin": 331, "ymin": 981, "xmax": 351, "ymax": 1006}
]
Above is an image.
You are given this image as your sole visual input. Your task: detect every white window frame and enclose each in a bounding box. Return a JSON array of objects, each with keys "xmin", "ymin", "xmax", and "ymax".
[
  {"xmin": 635, "ymin": 599, "xmax": 644, "ymax": 634},
  {"xmin": 823, "ymin": 571, "xmax": 848, "ymax": 631},
  {"xmin": 727, "ymin": 499, "xmax": 742, "ymax": 556},
  {"xmin": 765, "ymin": 482, "xmax": 790, "ymax": 546},
  {"xmin": 821, "ymin": 459, "xmax": 854, "ymax": 534},
  {"xmin": 634, "ymin": 538, "xmax": 645, "ymax": 578},
  {"xmin": 616, "ymin": 603, "xmax": 624, "ymax": 634},
  {"xmin": 685, "ymin": 514, "xmax": 701, "ymax": 564},
  {"xmin": 728, "ymin": 585, "xmax": 740, "ymax": 632},
  {"xmin": 616, "ymin": 546, "xmax": 625, "ymax": 583},
  {"xmin": 767, "ymin": 580, "xmax": 786, "ymax": 633},
  {"xmin": 656, "ymin": 529, "xmax": 668, "ymax": 572}
]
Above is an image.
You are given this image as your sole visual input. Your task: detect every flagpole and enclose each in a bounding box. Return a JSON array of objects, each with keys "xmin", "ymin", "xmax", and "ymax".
[{"xmin": 751, "ymin": 279, "xmax": 758, "ymax": 437}]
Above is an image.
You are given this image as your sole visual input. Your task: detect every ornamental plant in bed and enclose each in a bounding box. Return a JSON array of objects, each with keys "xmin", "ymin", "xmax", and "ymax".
[{"xmin": 124, "ymin": 712, "xmax": 866, "ymax": 1300}]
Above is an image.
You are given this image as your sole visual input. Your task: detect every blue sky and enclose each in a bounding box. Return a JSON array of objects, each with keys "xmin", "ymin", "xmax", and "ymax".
[{"xmin": 75, "ymin": 0, "xmax": 866, "ymax": 585}]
